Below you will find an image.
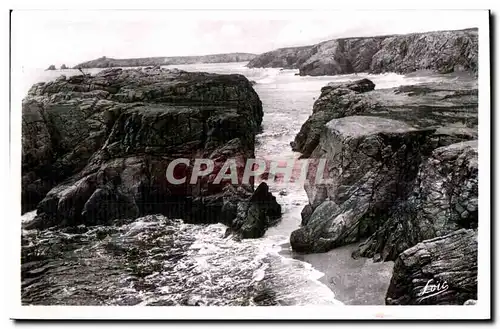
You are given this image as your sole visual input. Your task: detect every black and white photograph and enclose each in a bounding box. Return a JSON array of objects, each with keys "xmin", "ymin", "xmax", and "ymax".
[{"xmin": 7, "ymin": 6, "xmax": 491, "ymax": 321}]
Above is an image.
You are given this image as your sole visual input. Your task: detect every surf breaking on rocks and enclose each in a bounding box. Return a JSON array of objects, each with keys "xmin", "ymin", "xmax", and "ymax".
[{"xmin": 22, "ymin": 212, "xmax": 342, "ymax": 306}]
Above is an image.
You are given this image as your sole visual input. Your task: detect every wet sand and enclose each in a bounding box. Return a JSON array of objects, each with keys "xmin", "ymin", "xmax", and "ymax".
[{"xmin": 280, "ymin": 241, "xmax": 394, "ymax": 305}]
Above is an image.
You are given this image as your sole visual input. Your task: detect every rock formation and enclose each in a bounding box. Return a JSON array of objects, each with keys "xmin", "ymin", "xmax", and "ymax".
[
  {"xmin": 45, "ymin": 65, "xmax": 56, "ymax": 71},
  {"xmin": 247, "ymin": 28, "xmax": 478, "ymax": 76},
  {"xmin": 22, "ymin": 67, "xmax": 280, "ymax": 238},
  {"xmin": 290, "ymin": 116, "xmax": 435, "ymax": 253},
  {"xmin": 60, "ymin": 64, "xmax": 68, "ymax": 70},
  {"xmin": 386, "ymin": 229, "xmax": 477, "ymax": 305},
  {"xmin": 74, "ymin": 53, "xmax": 257, "ymax": 69}
]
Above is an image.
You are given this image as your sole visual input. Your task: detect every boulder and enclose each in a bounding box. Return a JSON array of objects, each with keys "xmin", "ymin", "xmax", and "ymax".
[
  {"xmin": 291, "ymin": 79, "xmax": 377, "ymax": 157},
  {"xmin": 292, "ymin": 78, "xmax": 478, "ymax": 158},
  {"xmin": 290, "ymin": 116, "xmax": 435, "ymax": 253},
  {"xmin": 386, "ymin": 229, "xmax": 477, "ymax": 305},
  {"xmin": 354, "ymin": 140, "xmax": 478, "ymax": 261}
]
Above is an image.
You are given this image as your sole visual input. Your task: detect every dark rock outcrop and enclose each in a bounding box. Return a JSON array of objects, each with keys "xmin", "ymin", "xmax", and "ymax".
[
  {"xmin": 248, "ymin": 28, "xmax": 478, "ymax": 76},
  {"xmin": 60, "ymin": 64, "xmax": 68, "ymax": 70},
  {"xmin": 355, "ymin": 140, "xmax": 478, "ymax": 261},
  {"xmin": 292, "ymin": 77, "xmax": 478, "ymax": 157},
  {"xmin": 22, "ymin": 67, "xmax": 280, "ymax": 237},
  {"xmin": 74, "ymin": 53, "xmax": 257, "ymax": 69},
  {"xmin": 232, "ymin": 182, "xmax": 282, "ymax": 239},
  {"xmin": 386, "ymin": 229, "xmax": 477, "ymax": 305},
  {"xmin": 246, "ymin": 46, "xmax": 315, "ymax": 70},
  {"xmin": 290, "ymin": 116, "xmax": 435, "ymax": 253},
  {"xmin": 291, "ymin": 77, "xmax": 478, "ymax": 256},
  {"xmin": 45, "ymin": 65, "xmax": 56, "ymax": 71}
]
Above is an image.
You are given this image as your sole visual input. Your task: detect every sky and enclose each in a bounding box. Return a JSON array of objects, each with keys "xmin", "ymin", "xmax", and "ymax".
[{"xmin": 11, "ymin": 10, "xmax": 484, "ymax": 69}]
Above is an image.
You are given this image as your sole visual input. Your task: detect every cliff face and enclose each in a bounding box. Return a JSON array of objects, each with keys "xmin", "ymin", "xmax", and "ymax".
[
  {"xmin": 22, "ymin": 67, "xmax": 280, "ymax": 237},
  {"xmin": 245, "ymin": 46, "xmax": 314, "ymax": 69},
  {"xmin": 248, "ymin": 28, "xmax": 478, "ymax": 76},
  {"xmin": 74, "ymin": 53, "xmax": 257, "ymax": 69}
]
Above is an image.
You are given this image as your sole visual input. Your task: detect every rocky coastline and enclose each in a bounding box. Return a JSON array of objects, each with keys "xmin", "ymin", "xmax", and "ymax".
[
  {"xmin": 290, "ymin": 76, "xmax": 478, "ymax": 305},
  {"xmin": 247, "ymin": 28, "xmax": 478, "ymax": 76}
]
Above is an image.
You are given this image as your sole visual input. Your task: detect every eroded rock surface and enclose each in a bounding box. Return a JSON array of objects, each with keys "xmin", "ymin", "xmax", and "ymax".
[
  {"xmin": 386, "ymin": 229, "xmax": 477, "ymax": 305},
  {"xmin": 23, "ymin": 67, "xmax": 280, "ymax": 237},
  {"xmin": 292, "ymin": 77, "xmax": 478, "ymax": 157},
  {"xmin": 74, "ymin": 53, "xmax": 257, "ymax": 69},
  {"xmin": 291, "ymin": 77, "xmax": 478, "ymax": 257}
]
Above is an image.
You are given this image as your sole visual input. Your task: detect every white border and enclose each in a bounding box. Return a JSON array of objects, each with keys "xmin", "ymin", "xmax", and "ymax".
[{"xmin": 6, "ymin": 6, "xmax": 491, "ymax": 321}]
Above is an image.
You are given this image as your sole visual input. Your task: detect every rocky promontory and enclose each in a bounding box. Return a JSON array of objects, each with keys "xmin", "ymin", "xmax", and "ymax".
[
  {"xmin": 74, "ymin": 53, "xmax": 257, "ymax": 69},
  {"xmin": 248, "ymin": 28, "xmax": 478, "ymax": 76},
  {"xmin": 355, "ymin": 140, "xmax": 478, "ymax": 261},
  {"xmin": 290, "ymin": 77, "xmax": 478, "ymax": 304},
  {"xmin": 22, "ymin": 67, "xmax": 280, "ymax": 238}
]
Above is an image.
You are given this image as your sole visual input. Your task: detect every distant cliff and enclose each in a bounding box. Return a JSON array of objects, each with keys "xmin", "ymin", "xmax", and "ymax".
[
  {"xmin": 74, "ymin": 53, "xmax": 257, "ymax": 69},
  {"xmin": 244, "ymin": 45, "xmax": 314, "ymax": 69},
  {"xmin": 247, "ymin": 28, "xmax": 478, "ymax": 76}
]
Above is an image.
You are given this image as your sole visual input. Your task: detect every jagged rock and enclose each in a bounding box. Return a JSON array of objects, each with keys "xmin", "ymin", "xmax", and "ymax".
[
  {"xmin": 74, "ymin": 53, "xmax": 257, "ymax": 69},
  {"xmin": 246, "ymin": 46, "xmax": 314, "ymax": 69},
  {"xmin": 233, "ymin": 182, "xmax": 282, "ymax": 239},
  {"xmin": 290, "ymin": 116, "xmax": 435, "ymax": 253},
  {"xmin": 45, "ymin": 65, "xmax": 56, "ymax": 71},
  {"xmin": 292, "ymin": 77, "xmax": 478, "ymax": 158},
  {"xmin": 386, "ymin": 229, "xmax": 477, "ymax": 305},
  {"xmin": 23, "ymin": 68, "xmax": 280, "ymax": 235},
  {"xmin": 248, "ymin": 28, "xmax": 478, "ymax": 77},
  {"xmin": 60, "ymin": 64, "xmax": 68, "ymax": 70},
  {"xmin": 354, "ymin": 140, "xmax": 478, "ymax": 261}
]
